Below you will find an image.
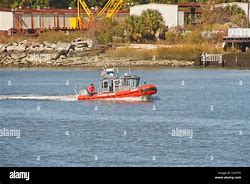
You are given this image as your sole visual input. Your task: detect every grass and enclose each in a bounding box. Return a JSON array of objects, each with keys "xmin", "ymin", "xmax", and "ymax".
[
  {"xmin": 105, "ymin": 43, "xmax": 225, "ymax": 61},
  {"xmin": 105, "ymin": 47, "xmax": 155, "ymax": 60},
  {"xmin": 38, "ymin": 30, "xmax": 92, "ymax": 43}
]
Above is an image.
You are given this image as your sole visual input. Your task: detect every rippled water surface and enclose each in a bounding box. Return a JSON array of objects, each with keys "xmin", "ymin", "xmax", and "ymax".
[{"xmin": 0, "ymin": 68, "xmax": 249, "ymax": 166}]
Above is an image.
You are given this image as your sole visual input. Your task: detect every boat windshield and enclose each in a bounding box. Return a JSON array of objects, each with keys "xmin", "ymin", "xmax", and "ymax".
[{"xmin": 124, "ymin": 77, "xmax": 140, "ymax": 88}]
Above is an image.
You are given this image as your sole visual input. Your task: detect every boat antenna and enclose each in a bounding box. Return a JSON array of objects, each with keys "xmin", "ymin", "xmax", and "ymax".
[
  {"xmin": 73, "ymin": 85, "xmax": 79, "ymax": 95},
  {"xmin": 129, "ymin": 64, "xmax": 131, "ymax": 74}
]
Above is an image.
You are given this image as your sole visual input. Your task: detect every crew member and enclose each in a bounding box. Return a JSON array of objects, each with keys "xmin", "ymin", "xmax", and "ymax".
[{"xmin": 87, "ymin": 83, "xmax": 95, "ymax": 96}]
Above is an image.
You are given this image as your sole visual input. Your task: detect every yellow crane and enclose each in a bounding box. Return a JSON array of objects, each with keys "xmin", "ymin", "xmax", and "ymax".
[
  {"xmin": 76, "ymin": 0, "xmax": 125, "ymax": 29},
  {"xmin": 97, "ymin": 0, "xmax": 124, "ymax": 18},
  {"xmin": 77, "ymin": 0, "xmax": 94, "ymax": 29}
]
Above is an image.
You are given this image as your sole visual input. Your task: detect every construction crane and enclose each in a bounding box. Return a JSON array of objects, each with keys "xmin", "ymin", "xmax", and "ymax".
[
  {"xmin": 77, "ymin": 0, "xmax": 94, "ymax": 29},
  {"xmin": 97, "ymin": 0, "xmax": 124, "ymax": 18},
  {"xmin": 76, "ymin": 0, "xmax": 125, "ymax": 29}
]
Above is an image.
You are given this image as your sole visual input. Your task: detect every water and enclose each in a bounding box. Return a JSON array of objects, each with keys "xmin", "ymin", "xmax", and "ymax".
[{"xmin": 0, "ymin": 68, "xmax": 250, "ymax": 167}]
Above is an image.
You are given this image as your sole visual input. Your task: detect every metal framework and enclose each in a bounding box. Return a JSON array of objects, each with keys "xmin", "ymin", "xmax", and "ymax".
[
  {"xmin": 97, "ymin": 0, "xmax": 124, "ymax": 18},
  {"xmin": 77, "ymin": 0, "xmax": 94, "ymax": 28},
  {"xmin": 77, "ymin": 0, "xmax": 124, "ymax": 29}
]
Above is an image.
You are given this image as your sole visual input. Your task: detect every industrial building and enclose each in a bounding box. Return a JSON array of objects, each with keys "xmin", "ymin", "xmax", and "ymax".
[
  {"xmin": 177, "ymin": 3, "xmax": 206, "ymax": 24},
  {"xmin": 0, "ymin": 0, "xmax": 129, "ymax": 33},
  {"xmin": 0, "ymin": 8, "xmax": 14, "ymax": 33},
  {"xmin": 223, "ymin": 28, "xmax": 250, "ymax": 52},
  {"xmin": 14, "ymin": 8, "xmax": 80, "ymax": 30},
  {"xmin": 130, "ymin": 3, "xmax": 184, "ymax": 28},
  {"xmin": 0, "ymin": 8, "xmax": 128, "ymax": 33}
]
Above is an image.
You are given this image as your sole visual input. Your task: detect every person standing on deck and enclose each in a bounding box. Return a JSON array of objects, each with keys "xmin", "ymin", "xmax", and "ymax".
[{"xmin": 87, "ymin": 83, "xmax": 95, "ymax": 96}]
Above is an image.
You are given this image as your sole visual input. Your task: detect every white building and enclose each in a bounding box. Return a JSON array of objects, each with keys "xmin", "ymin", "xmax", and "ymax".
[
  {"xmin": 0, "ymin": 9, "xmax": 13, "ymax": 31},
  {"xmin": 130, "ymin": 3, "xmax": 184, "ymax": 28}
]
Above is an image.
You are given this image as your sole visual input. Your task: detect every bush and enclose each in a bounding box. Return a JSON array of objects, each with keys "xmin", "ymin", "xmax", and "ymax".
[{"xmin": 94, "ymin": 18, "xmax": 125, "ymax": 45}]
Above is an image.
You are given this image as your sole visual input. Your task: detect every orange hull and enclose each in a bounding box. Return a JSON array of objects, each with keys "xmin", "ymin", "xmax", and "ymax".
[{"xmin": 78, "ymin": 84, "xmax": 157, "ymax": 100}]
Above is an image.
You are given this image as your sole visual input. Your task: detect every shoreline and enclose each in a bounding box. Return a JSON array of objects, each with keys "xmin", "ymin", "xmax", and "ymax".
[
  {"xmin": 1, "ymin": 65, "xmax": 250, "ymax": 70},
  {"xmin": 1, "ymin": 39, "xmax": 250, "ymax": 68},
  {"xmin": 1, "ymin": 51, "xmax": 250, "ymax": 68},
  {"xmin": 0, "ymin": 52, "xmax": 194, "ymax": 68}
]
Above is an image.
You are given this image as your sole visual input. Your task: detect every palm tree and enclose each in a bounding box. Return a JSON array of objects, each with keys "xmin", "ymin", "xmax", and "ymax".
[
  {"xmin": 125, "ymin": 15, "xmax": 144, "ymax": 42},
  {"xmin": 141, "ymin": 9, "xmax": 165, "ymax": 39},
  {"xmin": 224, "ymin": 4, "xmax": 247, "ymax": 27}
]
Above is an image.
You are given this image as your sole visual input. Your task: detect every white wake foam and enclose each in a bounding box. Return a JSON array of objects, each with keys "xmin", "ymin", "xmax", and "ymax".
[{"xmin": 0, "ymin": 95, "xmax": 77, "ymax": 101}]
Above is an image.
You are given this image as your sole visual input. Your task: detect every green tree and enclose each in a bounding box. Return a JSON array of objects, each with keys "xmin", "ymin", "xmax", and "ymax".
[
  {"xmin": 124, "ymin": 15, "xmax": 144, "ymax": 42},
  {"xmin": 95, "ymin": 18, "xmax": 125, "ymax": 44},
  {"xmin": 224, "ymin": 4, "xmax": 247, "ymax": 27},
  {"xmin": 140, "ymin": 9, "xmax": 165, "ymax": 39},
  {"xmin": 124, "ymin": 9, "xmax": 166, "ymax": 42},
  {"xmin": 49, "ymin": 0, "xmax": 70, "ymax": 8}
]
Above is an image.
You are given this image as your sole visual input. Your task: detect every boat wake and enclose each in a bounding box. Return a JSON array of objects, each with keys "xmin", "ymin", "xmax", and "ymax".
[
  {"xmin": 0, "ymin": 95, "xmax": 77, "ymax": 101},
  {"xmin": 0, "ymin": 95, "xmax": 159, "ymax": 102}
]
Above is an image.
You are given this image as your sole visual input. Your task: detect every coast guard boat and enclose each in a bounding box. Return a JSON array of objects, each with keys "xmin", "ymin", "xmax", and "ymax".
[{"xmin": 77, "ymin": 68, "xmax": 157, "ymax": 101}]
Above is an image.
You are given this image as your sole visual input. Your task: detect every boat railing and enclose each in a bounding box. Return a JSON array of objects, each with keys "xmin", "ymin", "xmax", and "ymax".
[{"xmin": 79, "ymin": 89, "xmax": 88, "ymax": 95}]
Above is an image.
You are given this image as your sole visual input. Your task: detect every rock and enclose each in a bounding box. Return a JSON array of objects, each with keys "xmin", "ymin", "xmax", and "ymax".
[
  {"xmin": 152, "ymin": 55, "xmax": 156, "ymax": 61},
  {"xmin": 50, "ymin": 44, "xmax": 56, "ymax": 49},
  {"xmin": 42, "ymin": 41, "xmax": 50, "ymax": 46},
  {"xmin": 86, "ymin": 39, "xmax": 93, "ymax": 48},
  {"xmin": 13, "ymin": 42, "xmax": 18, "ymax": 46},
  {"xmin": 11, "ymin": 53, "xmax": 27, "ymax": 60},
  {"xmin": 43, "ymin": 41, "xmax": 54, "ymax": 51},
  {"xmin": 71, "ymin": 38, "xmax": 91, "ymax": 48},
  {"xmin": 19, "ymin": 40, "xmax": 28, "ymax": 45},
  {"xmin": 38, "ymin": 45, "xmax": 45, "ymax": 52},
  {"xmin": 15, "ymin": 45, "xmax": 26, "ymax": 52},
  {"xmin": 74, "ymin": 47, "xmax": 85, "ymax": 52},
  {"xmin": 59, "ymin": 55, "xmax": 67, "ymax": 60},
  {"xmin": 24, "ymin": 46, "xmax": 30, "ymax": 52},
  {"xmin": 94, "ymin": 56, "xmax": 99, "ymax": 62},
  {"xmin": 43, "ymin": 47, "xmax": 54, "ymax": 52},
  {"xmin": 32, "ymin": 43, "xmax": 40, "ymax": 48},
  {"xmin": 6, "ymin": 45, "xmax": 15, "ymax": 52},
  {"xmin": 67, "ymin": 50, "xmax": 77, "ymax": 57},
  {"xmin": 0, "ymin": 45, "xmax": 6, "ymax": 53},
  {"xmin": 55, "ymin": 42, "xmax": 71, "ymax": 51}
]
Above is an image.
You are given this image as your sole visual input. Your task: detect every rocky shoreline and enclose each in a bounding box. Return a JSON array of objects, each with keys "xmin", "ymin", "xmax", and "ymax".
[
  {"xmin": 0, "ymin": 53, "xmax": 194, "ymax": 67},
  {"xmin": 0, "ymin": 38, "xmax": 194, "ymax": 67}
]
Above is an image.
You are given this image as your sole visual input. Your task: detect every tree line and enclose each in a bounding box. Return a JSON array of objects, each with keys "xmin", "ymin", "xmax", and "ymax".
[{"xmin": 0, "ymin": 0, "xmax": 249, "ymax": 9}]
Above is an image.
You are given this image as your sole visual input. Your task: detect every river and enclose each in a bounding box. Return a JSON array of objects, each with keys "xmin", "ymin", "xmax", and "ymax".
[{"xmin": 0, "ymin": 68, "xmax": 249, "ymax": 166}]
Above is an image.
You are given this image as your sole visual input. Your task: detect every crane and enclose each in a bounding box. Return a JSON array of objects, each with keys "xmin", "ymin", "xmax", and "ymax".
[
  {"xmin": 77, "ymin": 0, "xmax": 94, "ymax": 29},
  {"xmin": 76, "ymin": 0, "xmax": 125, "ymax": 29},
  {"xmin": 97, "ymin": 0, "xmax": 124, "ymax": 18}
]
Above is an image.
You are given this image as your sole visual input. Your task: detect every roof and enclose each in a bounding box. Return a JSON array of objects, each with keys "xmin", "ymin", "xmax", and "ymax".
[
  {"xmin": 13, "ymin": 8, "xmax": 128, "ymax": 14},
  {"xmin": 176, "ymin": 3, "xmax": 207, "ymax": 7},
  {"xmin": 132, "ymin": 3, "xmax": 178, "ymax": 8},
  {"xmin": 0, "ymin": 7, "xmax": 13, "ymax": 12}
]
